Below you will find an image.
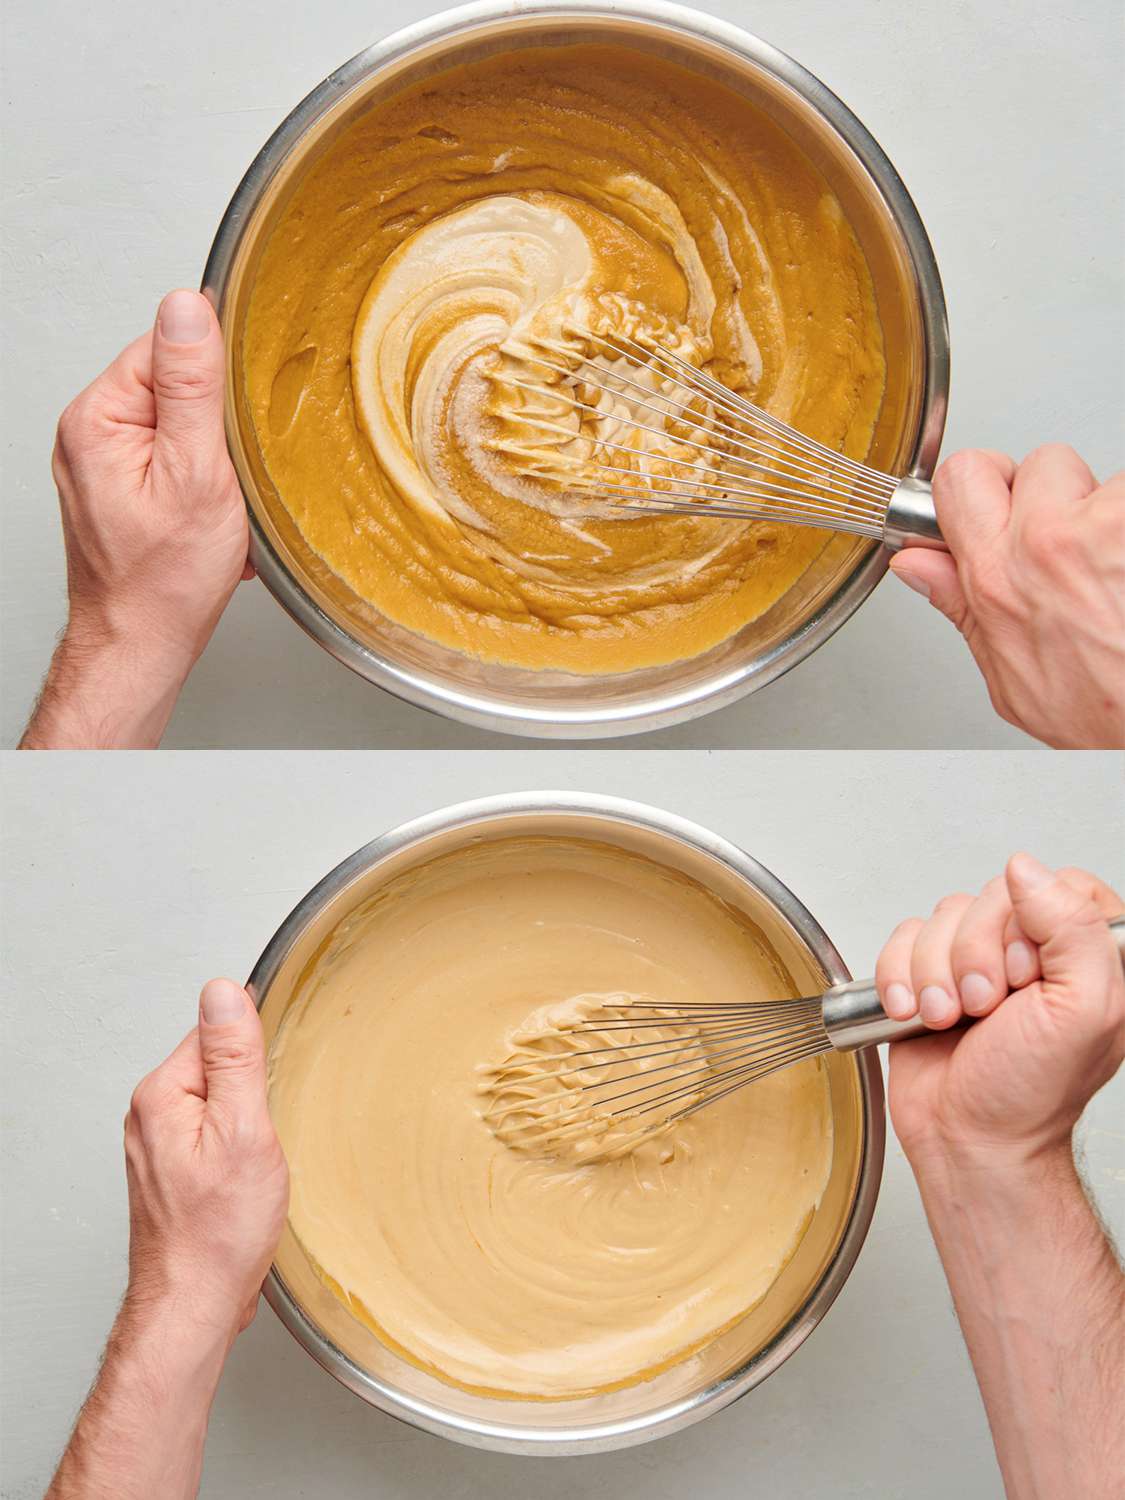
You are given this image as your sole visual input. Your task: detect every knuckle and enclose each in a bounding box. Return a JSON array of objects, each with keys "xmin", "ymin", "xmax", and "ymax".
[
  {"xmin": 1024, "ymin": 441, "xmax": 1076, "ymax": 469},
  {"xmin": 153, "ymin": 361, "xmax": 221, "ymax": 407},
  {"xmin": 936, "ymin": 448, "xmax": 987, "ymax": 494},
  {"xmin": 874, "ymin": 954, "xmax": 901, "ymax": 986},
  {"xmin": 951, "ymin": 925, "xmax": 997, "ymax": 971},
  {"xmin": 933, "ymin": 892, "xmax": 972, "ymax": 917},
  {"xmin": 912, "ymin": 928, "xmax": 959, "ymax": 982},
  {"xmin": 205, "ymin": 1038, "xmax": 257, "ymax": 1073},
  {"xmin": 950, "ymin": 925, "xmax": 987, "ymax": 958},
  {"xmin": 879, "ymin": 919, "xmax": 923, "ymax": 970},
  {"xmin": 882, "ymin": 920, "xmax": 919, "ymax": 955},
  {"xmin": 55, "ymin": 396, "xmax": 91, "ymax": 453},
  {"xmin": 249, "ymin": 1121, "xmax": 283, "ymax": 1160},
  {"xmin": 984, "ymin": 679, "xmax": 1020, "ymax": 729},
  {"xmin": 50, "ymin": 442, "xmax": 67, "ymax": 489},
  {"xmin": 129, "ymin": 1076, "xmax": 158, "ymax": 1120}
]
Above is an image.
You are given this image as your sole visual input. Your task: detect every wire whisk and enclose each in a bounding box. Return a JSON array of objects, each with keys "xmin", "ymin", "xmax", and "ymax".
[
  {"xmin": 481, "ymin": 915, "xmax": 1125, "ymax": 1161},
  {"xmin": 491, "ymin": 325, "xmax": 946, "ymax": 552}
]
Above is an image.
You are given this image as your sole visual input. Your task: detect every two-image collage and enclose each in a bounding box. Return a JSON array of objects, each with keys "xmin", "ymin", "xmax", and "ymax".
[{"xmin": 2, "ymin": 3, "xmax": 1122, "ymax": 1498}]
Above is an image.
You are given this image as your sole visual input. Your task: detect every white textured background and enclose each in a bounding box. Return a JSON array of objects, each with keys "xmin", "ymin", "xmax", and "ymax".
[
  {"xmin": 3, "ymin": 750, "xmax": 1124, "ymax": 1498},
  {"xmin": 2, "ymin": 0, "xmax": 1123, "ymax": 748}
]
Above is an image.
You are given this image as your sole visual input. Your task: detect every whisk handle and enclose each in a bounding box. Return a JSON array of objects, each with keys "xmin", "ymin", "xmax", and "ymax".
[
  {"xmin": 883, "ymin": 476, "xmax": 947, "ymax": 553},
  {"xmin": 821, "ymin": 979, "xmax": 929, "ymax": 1049},
  {"xmin": 823, "ymin": 916, "xmax": 1125, "ymax": 1050}
]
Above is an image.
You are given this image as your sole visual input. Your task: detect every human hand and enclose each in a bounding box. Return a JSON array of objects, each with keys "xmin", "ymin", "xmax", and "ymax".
[
  {"xmin": 124, "ymin": 979, "xmax": 288, "ymax": 1339},
  {"xmin": 890, "ymin": 447, "xmax": 1125, "ymax": 749},
  {"xmin": 44, "ymin": 985, "xmax": 287, "ymax": 1500},
  {"xmin": 22, "ymin": 289, "xmax": 249, "ymax": 749},
  {"xmin": 875, "ymin": 854, "xmax": 1125, "ymax": 1166}
]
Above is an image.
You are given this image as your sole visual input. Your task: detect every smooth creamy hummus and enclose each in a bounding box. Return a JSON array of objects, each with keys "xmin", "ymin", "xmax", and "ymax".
[
  {"xmin": 243, "ymin": 46, "xmax": 886, "ymax": 673},
  {"xmin": 267, "ymin": 838, "xmax": 834, "ymax": 1399}
]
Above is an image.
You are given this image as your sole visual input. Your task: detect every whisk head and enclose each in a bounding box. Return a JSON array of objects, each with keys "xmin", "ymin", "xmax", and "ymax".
[
  {"xmin": 488, "ymin": 323, "xmax": 897, "ymax": 538},
  {"xmin": 479, "ymin": 993, "xmax": 830, "ymax": 1162}
]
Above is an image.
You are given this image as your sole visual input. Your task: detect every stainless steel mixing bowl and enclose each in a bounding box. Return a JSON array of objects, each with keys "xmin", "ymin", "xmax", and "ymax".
[
  {"xmin": 204, "ymin": 0, "xmax": 948, "ymax": 739},
  {"xmin": 248, "ymin": 791, "xmax": 885, "ymax": 1454}
]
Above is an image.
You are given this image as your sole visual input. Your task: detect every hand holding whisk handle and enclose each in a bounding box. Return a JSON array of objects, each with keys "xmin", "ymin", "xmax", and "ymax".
[{"xmin": 484, "ymin": 913, "xmax": 1125, "ymax": 1151}]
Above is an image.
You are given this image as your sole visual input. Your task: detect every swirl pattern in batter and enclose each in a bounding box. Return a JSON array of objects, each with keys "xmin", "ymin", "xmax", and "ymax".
[
  {"xmin": 242, "ymin": 46, "xmax": 886, "ymax": 672},
  {"xmin": 266, "ymin": 838, "xmax": 834, "ymax": 1399}
]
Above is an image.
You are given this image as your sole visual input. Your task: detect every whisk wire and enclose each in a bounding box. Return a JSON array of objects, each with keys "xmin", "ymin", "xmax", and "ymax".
[
  {"xmin": 595, "ymin": 327, "xmax": 890, "ymax": 489},
  {"xmin": 507, "ymin": 423, "xmax": 888, "ymax": 530},
  {"xmin": 501, "ymin": 352, "xmax": 892, "ymax": 507},
  {"xmin": 547, "ymin": 1017, "xmax": 828, "ymax": 1088},
  {"xmin": 499, "ymin": 376, "xmax": 891, "ymax": 521},
  {"xmin": 481, "ymin": 1000, "xmax": 836, "ymax": 1158},
  {"xmin": 583, "ymin": 481, "xmax": 887, "ymax": 534},
  {"xmin": 498, "ymin": 419, "xmax": 889, "ymax": 536},
  {"xmin": 504, "ymin": 1000, "xmax": 830, "ymax": 1123},
  {"xmin": 669, "ymin": 1038, "xmax": 829, "ymax": 1122},
  {"xmin": 495, "ymin": 323, "xmax": 904, "ymax": 535},
  {"xmin": 598, "ymin": 1034, "xmax": 827, "ymax": 1121},
  {"xmin": 586, "ymin": 997, "xmax": 820, "ymax": 1013}
]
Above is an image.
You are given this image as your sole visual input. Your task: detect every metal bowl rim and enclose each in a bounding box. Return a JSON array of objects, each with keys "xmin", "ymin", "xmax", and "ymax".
[
  {"xmin": 203, "ymin": 0, "xmax": 949, "ymax": 740},
  {"xmin": 247, "ymin": 789, "xmax": 886, "ymax": 1454}
]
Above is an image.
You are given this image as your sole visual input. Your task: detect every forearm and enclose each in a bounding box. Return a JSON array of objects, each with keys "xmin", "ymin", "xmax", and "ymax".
[
  {"xmin": 46, "ymin": 1298, "xmax": 231, "ymax": 1500},
  {"xmin": 911, "ymin": 1141, "xmax": 1125, "ymax": 1500},
  {"xmin": 20, "ymin": 628, "xmax": 191, "ymax": 749}
]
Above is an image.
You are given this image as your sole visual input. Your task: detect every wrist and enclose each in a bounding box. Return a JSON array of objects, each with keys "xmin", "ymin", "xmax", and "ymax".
[
  {"xmin": 111, "ymin": 1291, "xmax": 232, "ymax": 1412},
  {"xmin": 65, "ymin": 599, "xmax": 204, "ymax": 688},
  {"xmin": 21, "ymin": 616, "xmax": 195, "ymax": 749},
  {"xmin": 906, "ymin": 1129, "xmax": 1077, "ymax": 1205},
  {"xmin": 67, "ymin": 588, "xmax": 210, "ymax": 668},
  {"xmin": 125, "ymin": 1258, "xmax": 250, "ymax": 1348}
]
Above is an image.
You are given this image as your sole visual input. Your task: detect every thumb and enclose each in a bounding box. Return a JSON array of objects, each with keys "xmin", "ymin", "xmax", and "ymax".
[
  {"xmin": 198, "ymin": 978, "xmax": 268, "ymax": 1122},
  {"xmin": 889, "ymin": 549, "xmax": 971, "ymax": 632},
  {"xmin": 1005, "ymin": 853, "xmax": 1114, "ymax": 989},
  {"xmin": 151, "ymin": 289, "xmax": 227, "ymax": 476}
]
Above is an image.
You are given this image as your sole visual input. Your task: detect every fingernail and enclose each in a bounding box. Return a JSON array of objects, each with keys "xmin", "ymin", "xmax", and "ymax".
[
  {"xmin": 893, "ymin": 568, "xmax": 931, "ymax": 600},
  {"xmin": 1005, "ymin": 941, "xmax": 1035, "ymax": 986},
  {"xmin": 959, "ymin": 972, "xmax": 993, "ymax": 1014},
  {"xmin": 884, "ymin": 982, "xmax": 916, "ymax": 1020},
  {"xmin": 1008, "ymin": 852, "xmax": 1053, "ymax": 892},
  {"xmin": 919, "ymin": 985, "xmax": 956, "ymax": 1026},
  {"xmin": 201, "ymin": 978, "xmax": 246, "ymax": 1025},
  {"xmin": 159, "ymin": 289, "xmax": 211, "ymax": 345}
]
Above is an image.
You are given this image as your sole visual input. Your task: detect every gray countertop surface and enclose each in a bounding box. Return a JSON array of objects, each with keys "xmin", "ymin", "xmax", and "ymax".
[
  {"xmin": 3, "ymin": 749, "xmax": 1123, "ymax": 1498},
  {"xmin": 2, "ymin": 0, "xmax": 1122, "ymax": 748}
]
